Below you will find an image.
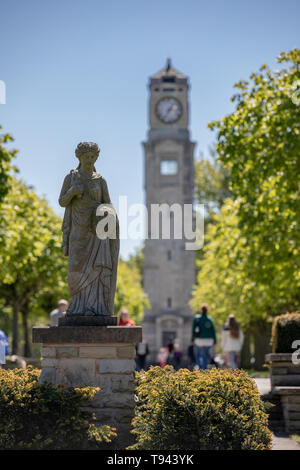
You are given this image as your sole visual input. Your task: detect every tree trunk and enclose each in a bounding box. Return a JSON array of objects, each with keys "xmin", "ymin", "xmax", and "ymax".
[
  {"xmin": 240, "ymin": 329, "xmax": 252, "ymax": 369},
  {"xmin": 22, "ymin": 310, "xmax": 31, "ymax": 358},
  {"xmin": 12, "ymin": 302, "xmax": 20, "ymax": 355},
  {"xmin": 253, "ymin": 321, "xmax": 272, "ymax": 371}
]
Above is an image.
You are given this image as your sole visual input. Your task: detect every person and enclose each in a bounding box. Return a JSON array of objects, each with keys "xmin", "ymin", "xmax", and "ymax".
[
  {"xmin": 173, "ymin": 340, "xmax": 182, "ymax": 370},
  {"xmin": 10, "ymin": 355, "xmax": 27, "ymax": 369},
  {"xmin": 50, "ymin": 299, "xmax": 69, "ymax": 326},
  {"xmin": 187, "ymin": 343, "xmax": 195, "ymax": 370},
  {"xmin": 166, "ymin": 337, "xmax": 175, "ymax": 365},
  {"xmin": 136, "ymin": 337, "xmax": 149, "ymax": 371},
  {"xmin": 59, "ymin": 142, "xmax": 119, "ymax": 317},
  {"xmin": 157, "ymin": 347, "xmax": 168, "ymax": 368},
  {"xmin": 167, "ymin": 337, "xmax": 174, "ymax": 354},
  {"xmin": 0, "ymin": 330, "xmax": 9, "ymax": 368},
  {"xmin": 191, "ymin": 304, "xmax": 216, "ymax": 370},
  {"xmin": 118, "ymin": 308, "xmax": 136, "ymax": 326},
  {"xmin": 221, "ymin": 314, "xmax": 244, "ymax": 370}
]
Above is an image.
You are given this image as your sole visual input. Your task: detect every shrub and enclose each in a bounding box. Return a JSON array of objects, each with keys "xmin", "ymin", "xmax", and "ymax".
[
  {"xmin": 271, "ymin": 312, "xmax": 300, "ymax": 353},
  {"xmin": 129, "ymin": 366, "xmax": 272, "ymax": 450},
  {"xmin": 0, "ymin": 367, "xmax": 116, "ymax": 449}
]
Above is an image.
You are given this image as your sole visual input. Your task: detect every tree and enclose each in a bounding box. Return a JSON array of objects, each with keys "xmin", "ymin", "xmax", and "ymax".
[
  {"xmin": 192, "ymin": 50, "xmax": 300, "ymax": 368},
  {"xmin": 125, "ymin": 245, "xmax": 144, "ymax": 283},
  {"xmin": 194, "ymin": 149, "xmax": 231, "ymax": 220},
  {"xmin": 0, "ymin": 176, "xmax": 149, "ymax": 353},
  {"xmin": 0, "ymin": 126, "xmax": 18, "ymax": 206},
  {"xmin": 190, "ymin": 200, "xmax": 272, "ymax": 368},
  {"xmin": 114, "ymin": 259, "xmax": 149, "ymax": 325},
  {"xmin": 208, "ymin": 49, "xmax": 300, "ymax": 313},
  {"xmin": 0, "ymin": 178, "xmax": 68, "ymax": 355},
  {"xmin": 194, "ymin": 151, "xmax": 232, "ymax": 266}
]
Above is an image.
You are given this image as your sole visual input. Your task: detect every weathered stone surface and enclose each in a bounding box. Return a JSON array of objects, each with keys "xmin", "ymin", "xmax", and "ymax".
[
  {"xmin": 271, "ymin": 367, "xmax": 288, "ymax": 375},
  {"xmin": 286, "ymin": 421, "xmax": 300, "ymax": 430},
  {"xmin": 59, "ymin": 315, "xmax": 118, "ymax": 327},
  {"xmin": 283, "ymin": 396, "xmax": 300, "ymax": 404},
  {"xmin": 90, "ymin": 408, "xmax": 134, "ymax": 425},
  {"xmin": 39, "ymin": 368, "xmax": 56, "ymax": 383},
  {"xmin": 94, "ymin": 374, "xmax": 112, "ymax": 393},
  {"xmin": 90, "ymin": 408, "xmax": 116, "ymax": 423},
  {"xmin": 41, "ymin": 347, "xmax": 56, "ymax": 358},
  {"xmin": 115, "ymin": 409, "xmax": 135, "ymax": 424},
  {"xmin": 143, "ymin": 65, "xmax": 195, "ymax": 365},
  {"xmin": 117, "ymin": 345, "xmax": 136, "ymax": 359},
  {"xmin": 288, "ymin": 412, "xmax": 300, "ymax": 420},
  {"xmin": 266, "ymin": 353, "xmax": 293, "ymax": 362},
  {"xmin": 55, "ymin": 358, "xmax": 95, "ymax": 387},
  {"xmin": 58, "ymin": 142, "xmax": 119, "ymax": 318},
  {"xmin": 271, "ymin": 362, "xmax": 297, "ymax": 367},
  {"xmin": 33, "ymin": 322, "xmax": 141, "ymax": 450},
  {"xmin": 288, "ymin": 367, "xmax": 300, "ymax": 374},
  {"xmin": 272, "ymin": 375, "xmax": 300, "ymax": 386},
  {"xmin": 274, "ymin": 386, "xmax": 300, "ymax": 395},
  {"xmin": 285, "ymin": 403, "xmax": 300, "ymax": 412},
  {"xmin": 41, "ymin": 358, "xmax": 57, "ymax": 368},
  {"xmin": 115, "ymin": 423, "xmax": 135, "ymax": 448},
  {"xmin": 80, "ymin": 345, "xmax": 117, "ymax": 359},
  {"xmin": 102, "ymin": 393, "xmax": 135, "ymax": 409},
  {"xmin": 33, "ymin": 326, "xmax": 142, "ymax": 344},
  {"xmin": 56, "ymin": 346, "xmax": 78, "ymax": 358},
  {"xmin": 111, "ymin": 375, "xmax": 135, "ymax": 393},
  {"xmin": 98, "ymin": 359, "xmax": 135, "ymax": 374}
]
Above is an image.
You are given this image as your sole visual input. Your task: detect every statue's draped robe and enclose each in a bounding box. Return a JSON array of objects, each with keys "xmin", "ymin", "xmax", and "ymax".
[{"xmin": 59, "ymin": 170, "xmax": 119, "ymax": 316}]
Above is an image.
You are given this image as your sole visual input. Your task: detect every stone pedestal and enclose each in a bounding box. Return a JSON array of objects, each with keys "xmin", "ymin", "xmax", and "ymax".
[
  {"xmin": 265, "ymin": 353, "xmax": 300, "ymax": 390},
  {"xmin": 33, "ymin": 325, "xmax": 142, "ymax": 449},
  {"xmin": 266, "ymin": 353, "xmax": 300, "ymax": 433},
  {"xmin": 275, "ymin": 387, "xmax": 300, "ymax": 432}
]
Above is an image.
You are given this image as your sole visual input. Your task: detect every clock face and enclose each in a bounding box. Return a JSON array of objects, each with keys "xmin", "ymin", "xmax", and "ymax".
[{"xmin": 156, "ymin": 98, "xmax": 182, "ymax": 123}]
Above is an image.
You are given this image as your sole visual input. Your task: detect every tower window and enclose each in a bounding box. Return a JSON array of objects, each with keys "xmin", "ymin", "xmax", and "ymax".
[
  {"xmin": 167, "ymin": 250, "xmax": 172, "ymax": 261},
  {"xmin": 160, "ymin": 160, "xmax": 178, "ymax": 175},
  {"xmin": 163, "ymin": 76, "xmax": 175, "ymax": 83},
  {"xmin": 167, "ymin": 297, "xmax": 172, "ymax": 308}
]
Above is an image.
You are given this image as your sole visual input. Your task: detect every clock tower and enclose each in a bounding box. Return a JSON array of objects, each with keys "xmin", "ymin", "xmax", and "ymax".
[{"xmin": 143, "ymin": 59, "xmax": 196, "ymax": 363}]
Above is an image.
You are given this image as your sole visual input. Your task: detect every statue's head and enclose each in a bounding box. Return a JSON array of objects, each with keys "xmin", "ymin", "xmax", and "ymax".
[{"xmin": 75, "ymin": 142, "xmax": 100, "ymax": 172}]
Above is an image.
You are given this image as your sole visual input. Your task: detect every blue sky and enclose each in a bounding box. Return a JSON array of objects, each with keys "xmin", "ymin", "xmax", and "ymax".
[{"xmin": 1, "ymin": 0, "xmax": 299, "ymax": 257}]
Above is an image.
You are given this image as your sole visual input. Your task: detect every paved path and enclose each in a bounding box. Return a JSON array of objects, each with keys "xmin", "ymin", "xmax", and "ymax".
[
  {"xmin": 253, "ymin": 377, "xmax": 271, "ymax": 396},
  {"xmin": 272, "ymin": 433, "xmax": 300, "ymax": 450},
  {"xmin": 253, "ymin": 377, "xmax": 300, "ymax": 450}
]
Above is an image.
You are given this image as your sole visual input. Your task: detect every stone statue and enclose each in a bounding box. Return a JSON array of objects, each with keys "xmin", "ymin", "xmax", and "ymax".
[{"xmin": 59, "ymin": 142, "xmax": 119, "ymax": 319}]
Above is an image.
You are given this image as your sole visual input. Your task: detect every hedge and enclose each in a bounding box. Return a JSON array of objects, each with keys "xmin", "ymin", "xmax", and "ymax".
[
  {"xmin": 0, "ymin": 367, "xmax": 116, "ymax": 449},
  {"xmin": 271, "ymin": 312, "xmax": 300, "ymax": 353},
  {"xmin": 129, "ymin": 366, "xmax": 272, "ymax": 450}
]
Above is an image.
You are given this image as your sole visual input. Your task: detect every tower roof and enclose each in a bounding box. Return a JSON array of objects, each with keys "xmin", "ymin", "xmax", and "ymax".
[{"xmin": 151, "ymin": 58, "xmax": 187, "ymax": 80}]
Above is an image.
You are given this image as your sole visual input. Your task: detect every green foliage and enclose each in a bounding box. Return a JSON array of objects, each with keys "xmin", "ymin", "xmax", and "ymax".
[
  {"xmin": 0, "ymin": 177, "xmax": 68, "ymax": 353},
  {"xmin": 115, "ymin": 259, "xmax": 149, "ymax": 325},
  {"xmin": 271, "ymin": 312, "xmax": 300, "ymax": 353},
  {"xmin": 0, "ymin": 367, "xmax": 116, "ymax": 449},
  {"xmin": 125, "ymin": 245, "xmax": 145, "ymax": 282},
  {"xmin": 0, "ymin": 177, "xmax": 67, "ymax": 289},
  {"xmin": 129, "ymin": 366, "xmax": 272, "ymax": 450},
  {"xmin": 0, "ymin": 175, "xmax": 149, "ymax": 350},
  {"xmin": 0, "ymin": 127, "xmax": 18, "ymax": 205},
  {"xmin": 192, "ymin": 50, "xmax": 300, "ymax": 331},
  {"xmin": 195, "ymin": 154, "xmax": 231, "ymax": 218},
  {"xmin": 191, "ymin": 199, "xmax": 268, "ymax": 328},
  {"xmin": 208, "ymin": 49, "xmax": 300, "ymax": 313}
]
